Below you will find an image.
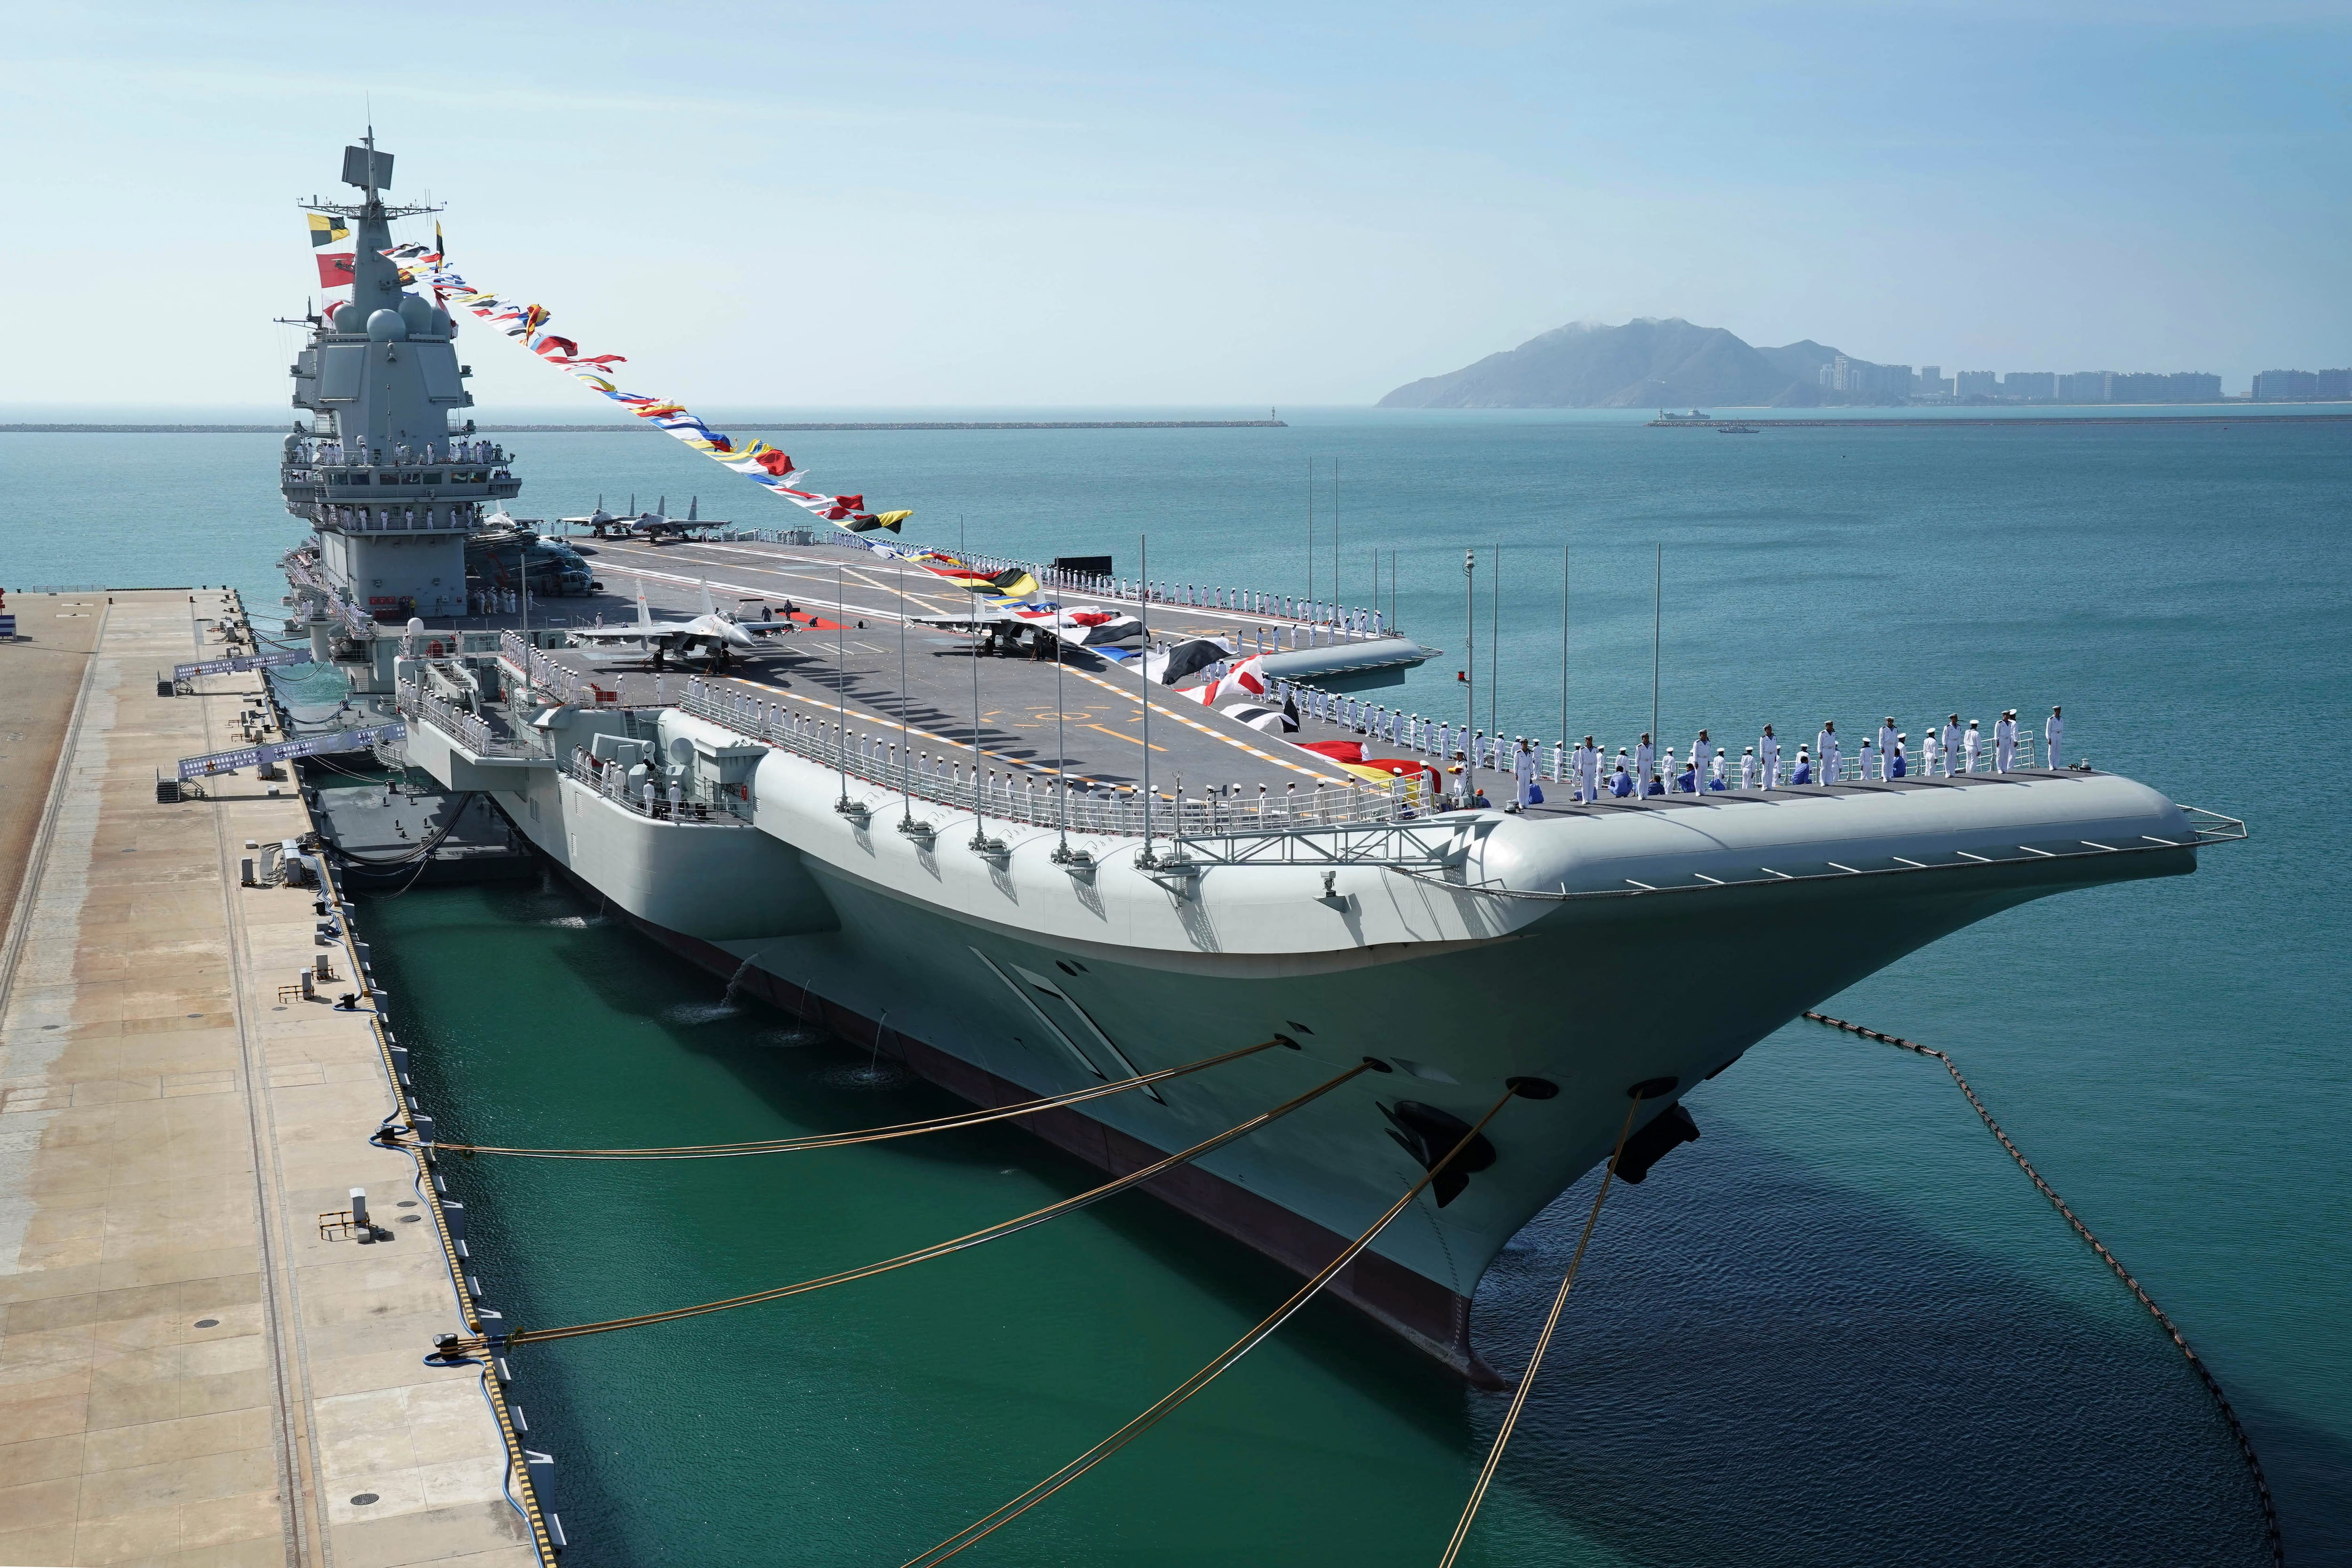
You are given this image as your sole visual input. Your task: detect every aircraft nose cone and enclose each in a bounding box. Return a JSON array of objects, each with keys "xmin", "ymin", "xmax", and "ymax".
[{"xmin": 726, "ymin": 624, "xmax": 754, "ymax": 646}]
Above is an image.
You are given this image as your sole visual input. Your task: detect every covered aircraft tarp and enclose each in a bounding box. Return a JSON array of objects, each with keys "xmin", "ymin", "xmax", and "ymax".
[
  {"xmin": 1219, "ymin": 702, "xmax": 1297, "ymax": 735},
  {"xmin": 1143, "ymin": 637, "xmax": 1232, "ymax": 686}
]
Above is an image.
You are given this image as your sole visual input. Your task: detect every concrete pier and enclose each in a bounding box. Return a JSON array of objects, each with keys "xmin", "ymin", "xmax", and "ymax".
[{"xmin": 0, "ymin": 592, "xmax": 538, "ymax": 1568}]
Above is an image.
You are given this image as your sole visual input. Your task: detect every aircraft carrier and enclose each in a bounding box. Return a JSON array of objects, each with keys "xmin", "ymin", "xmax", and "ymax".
[{"xmin": 274, "ymin": 140, "xmax": 2243, "ymax": 1380}]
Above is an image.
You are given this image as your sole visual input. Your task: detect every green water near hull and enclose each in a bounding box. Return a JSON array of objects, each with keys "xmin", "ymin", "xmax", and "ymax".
[{"xmin": 370, "ymin": 873, "xmax": 2275, "ymax": 1566}]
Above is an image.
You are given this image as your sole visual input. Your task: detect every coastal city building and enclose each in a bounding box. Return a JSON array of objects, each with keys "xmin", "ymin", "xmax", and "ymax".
[
  {"xmin": 2251, "ymin": 368, "xmax": 2352, "ymax": 401},
  {"xmin": 1823, "ymin": 355, "xmax": 1914, "ymax": 400},
  {"xmin": 1949, "ymin": 369, "xmax": 2222, "ymax": 404},
  {"xmin": 1832, "ymin": 361, "xmax": 2237, "ymax": 406}
]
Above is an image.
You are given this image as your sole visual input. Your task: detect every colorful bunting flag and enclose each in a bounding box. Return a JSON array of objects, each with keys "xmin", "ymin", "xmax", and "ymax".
[
  {"xmin": 374, "ymin": 238, "xmax": 906, "ymax": 535},
  {"xmin": 307, "ymin": 212, "xmax": 351, "ymax": 247}
]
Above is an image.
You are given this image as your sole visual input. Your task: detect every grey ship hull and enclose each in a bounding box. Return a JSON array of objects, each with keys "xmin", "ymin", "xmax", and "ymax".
[
  {"xmin": 416, "ymin": 713, "xmax": 2203, "ymax": 1380},
  {"xmin": 266, "ymin": 134, "xmax": 2215, "ymax": 1378}
]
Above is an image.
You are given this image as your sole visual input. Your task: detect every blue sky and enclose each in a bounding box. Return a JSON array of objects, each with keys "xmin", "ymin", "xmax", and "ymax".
[{"xmin": 6, "ymin": 1, "xmax": 2347, "ymax": 406}]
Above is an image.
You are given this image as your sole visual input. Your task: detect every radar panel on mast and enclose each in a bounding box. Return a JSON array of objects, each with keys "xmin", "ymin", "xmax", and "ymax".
[{"xmin": 341, "ymin": 145, "xmax": 393, "ymax": 191}]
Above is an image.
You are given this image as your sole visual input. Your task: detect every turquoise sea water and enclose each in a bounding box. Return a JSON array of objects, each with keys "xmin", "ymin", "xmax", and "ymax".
[{"xmin": 5, "ymin": 410, "xmax": 2345, "ymax": 1563}]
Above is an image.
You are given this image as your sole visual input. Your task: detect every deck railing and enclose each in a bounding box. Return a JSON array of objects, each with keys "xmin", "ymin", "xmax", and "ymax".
[
  {"xmin": 671, "ymin": 681, "xmax": 1428, "ymax": 839},
  {"xmin": 557, "ymin": 748, "xmax": 754, "ymax": 826},
  {"xmin": 394, "ymin": 681, "xmax": 547, "ymax": 758},
  {"xmin": 1276, "ymin": 688, "xmax": 2047, "ymax": 792}
]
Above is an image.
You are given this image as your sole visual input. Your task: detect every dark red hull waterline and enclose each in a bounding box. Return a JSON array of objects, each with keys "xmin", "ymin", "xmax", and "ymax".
[{"xmin": 625, "ymin": 910, "xmax": 1504, "ymax": 1387}]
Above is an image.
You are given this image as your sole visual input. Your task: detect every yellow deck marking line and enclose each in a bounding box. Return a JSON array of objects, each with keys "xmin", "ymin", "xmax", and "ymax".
[
  {"xmin": 1082, "ymin": 722, "xmax": 1168, "ymax": 753},
  {"xmin": 602, "ymin": 541, "xmax": 977, "ymax": 625},
  {"xmin": 1059, "ymin": 664, "xmax": 1345, "ymax": 783}
]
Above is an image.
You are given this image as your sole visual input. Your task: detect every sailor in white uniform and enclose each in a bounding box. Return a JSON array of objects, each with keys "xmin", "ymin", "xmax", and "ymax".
[
  {"xmin": 1995, "ymin": 710, "xmax": 2019, "ymax": 771},
  {"xmin": 2046, "ymin": 705, "xmax": 2064, "ymax": 768},
  {"xmin": 1857, "ymin": 735, "xmax": 1879, "ymax": 783},
  {"xmin": 1816, "ymin": 721, "xmax": 1840, "ymax": 784},
  {"xmin": 1941, "ymin": 714, "xmax": 1963, "ymax": 777},
  {"xmin": 1635, "ymin": 734, "xmax": 1655, "ymax": 793},
  {"xmin": 1963, "ymin": 719, "xmax": 1982, "ymax": 773},
  {"xmin": 1876, "ymin": 718, "xmax": 1899, "ymax": 780},
  {"xmin": 1692, "ymin": 729, "xmax": 1711, "ymax": 787},
  {"xmin": 1739, "ymin": 745, "xmax": 1757, "ymax": 789},
  {"xmin": 1710, "ymin": 747, "xmax": 1728, "ymax": 791},
  {"xmin": 1511, "ymin": 738, "xmax": 1538, "ymax": 812},
  {"xmin": 1579, "ymin": 736, "xmax": 1600, "ymax": 802},
  {"xmin": 1922, "ymin": 727, "xmax": 1942, "ymax": 777},
  {"xmin": 1759, "ymin": 724, "xmax": 1780, "ymax": 787}
]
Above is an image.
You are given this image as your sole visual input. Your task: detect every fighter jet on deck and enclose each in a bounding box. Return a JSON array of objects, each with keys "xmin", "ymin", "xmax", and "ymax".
[
  {"xmin": 570, "ymin": 579, "xmax": 791, "ymax": 670},
  {"xmin": 558, "ymin": 495, "xmax": 627, "ymax": 537},
  {"xmin": 573, "ymin": 494, "xmax": 732, "ymax": 544}
]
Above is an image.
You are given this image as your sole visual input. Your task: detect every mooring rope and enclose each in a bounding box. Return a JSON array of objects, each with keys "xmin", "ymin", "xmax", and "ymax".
[
  {"xmin": 1437, "ymin": 1088, "xmax": 1648, "ymax": 1567},
  {"xmin": 1805, "ymin": 1011, "xmax": 2286, "ymax": 1566},
  {"xmin": 445, "ymin": 1058, "xmax": 1374, "ymax": 1354},
  {"xmin": 404, "ymin": 1038, "xmax": 1283, "ymax": 1160},
  {"xmin": 899, "ymin": 1079, "xmax": 1538, "ymax": 1568}
]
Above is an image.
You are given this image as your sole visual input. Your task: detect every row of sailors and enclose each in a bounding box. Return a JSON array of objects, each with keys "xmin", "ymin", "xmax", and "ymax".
[
  {"xmin": 296, "ymin": 438, "xmax": 503, "ymax": 467},
  {"xmin": 571, "ymin": 746, "xmax": 714, "ymax": 820},
  {"xmin": 1290, "ymin": 685, "xmax": 2064, "ymax": 784},
  {"xmin": 1497, "ymin": 709, "xmax": 2065, "ymax": 808}
]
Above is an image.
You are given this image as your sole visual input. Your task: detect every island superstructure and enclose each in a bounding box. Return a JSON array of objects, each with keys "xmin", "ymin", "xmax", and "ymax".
[
  {"xmin": 279, "ymin": 132, "xmax": 518, "ymax": 689},
  {"xmin": 278, "ymin": 139, "xmax": 2241, "ymax": 1381}
]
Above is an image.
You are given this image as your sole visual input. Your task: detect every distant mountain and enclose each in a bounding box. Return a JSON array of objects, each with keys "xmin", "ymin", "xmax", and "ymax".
[{"xmin": 1377, "ymin": 319, "xmax": 1847, "ymax": 409}]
